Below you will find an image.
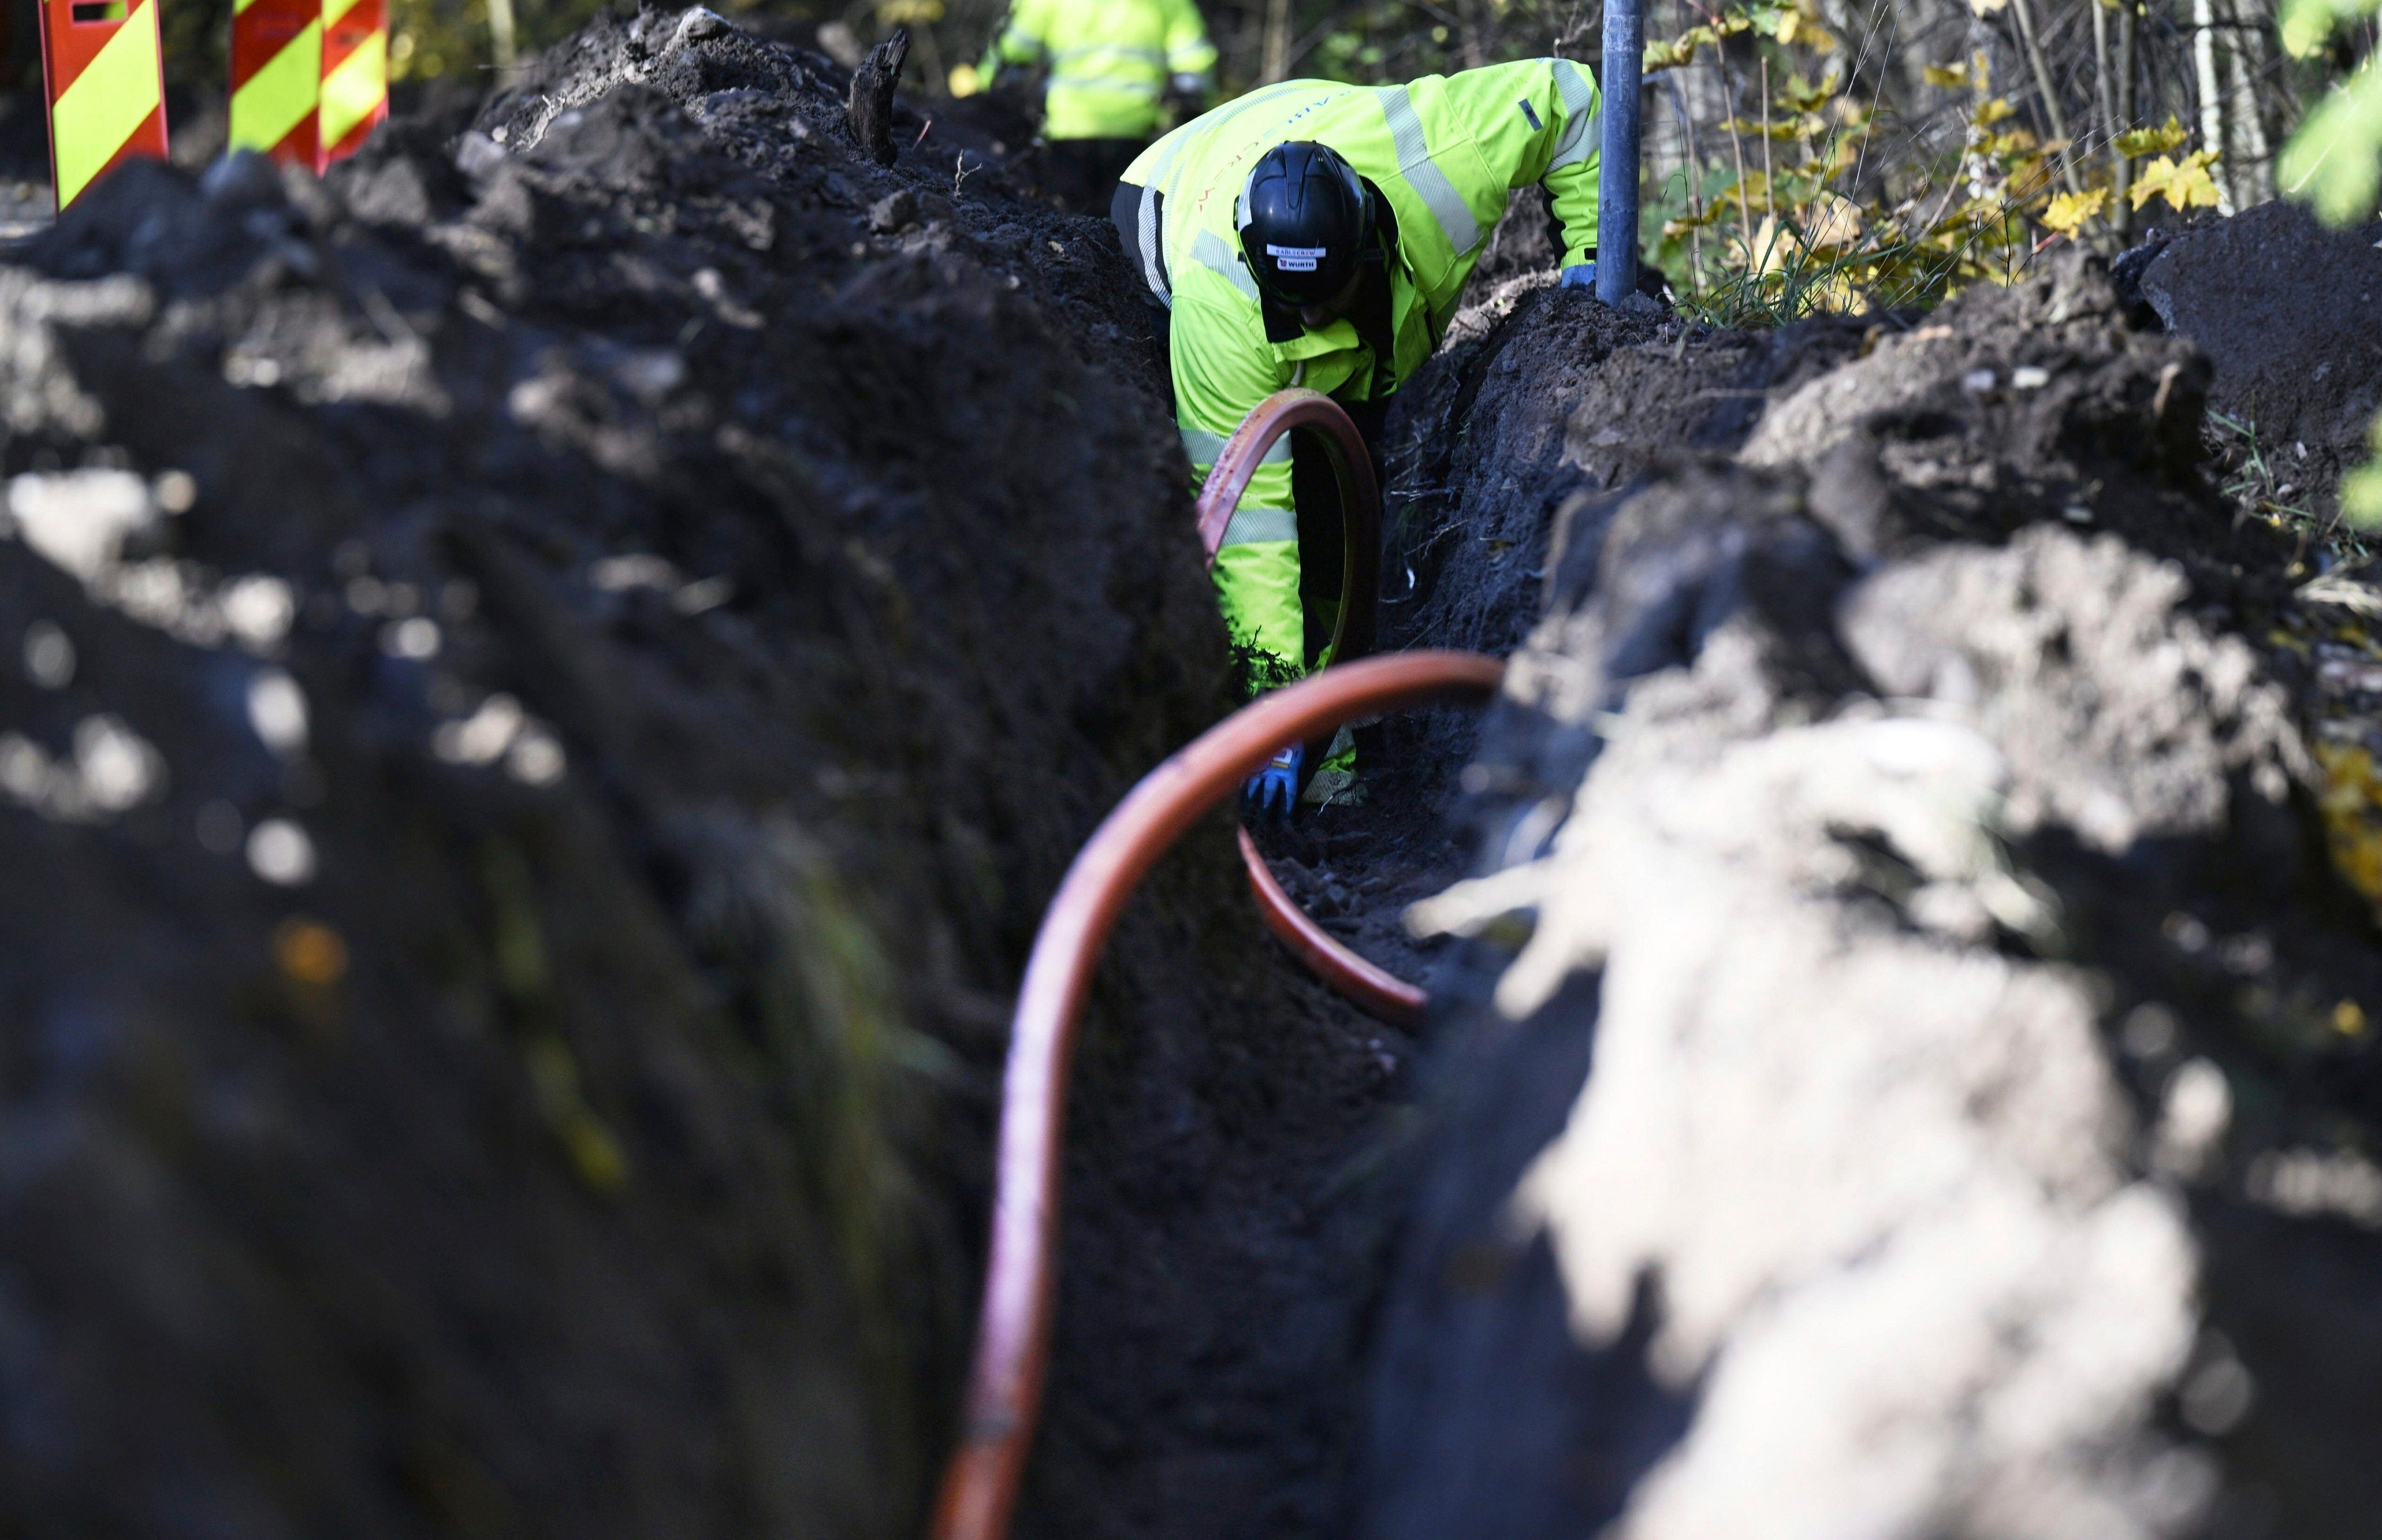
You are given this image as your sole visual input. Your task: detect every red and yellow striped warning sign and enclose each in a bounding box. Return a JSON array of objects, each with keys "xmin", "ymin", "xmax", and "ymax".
[
  {"xmin": 228, "ymin": 0, "xmax": 321, "ymax": 167},
  {"xmin": 318, "ymin": 0, "xmax": 386, "ymax": 167},
  {"xmin": 36, "ymin": 0, "xmax": 169, "ymax": 210}
]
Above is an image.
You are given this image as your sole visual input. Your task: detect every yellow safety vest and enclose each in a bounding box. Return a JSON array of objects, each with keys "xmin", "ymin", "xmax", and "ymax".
[
  {"xmin": 1123, "ymin": 61, "xmax": 1602, "ymax": 685},
  {"xmin": 986, "ymin": 0, "xmax": 1216, "ymax": 141}
]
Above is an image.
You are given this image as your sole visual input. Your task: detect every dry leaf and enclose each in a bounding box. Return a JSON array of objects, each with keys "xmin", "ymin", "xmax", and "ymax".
[
  {"xmin": 2040, "ymin": 186, "xmax": 2110, "ymax": 234},
  {"xmin": 2130, "ymin": 149, "xmax": 2224, "ymax": 211},
  {"xmin": 1801, "ymin": 190, "xmax": 1865, "ymax": 247}
]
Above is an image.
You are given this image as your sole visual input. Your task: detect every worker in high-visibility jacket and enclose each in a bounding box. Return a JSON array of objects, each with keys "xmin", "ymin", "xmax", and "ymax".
[
  {"xmin": 1111, "ymin": 60, "xmax": 1604, "ymax": 811},
  {"xmin": 982, "ymin": 0, "xmax": 1217, "ymax": 210}
]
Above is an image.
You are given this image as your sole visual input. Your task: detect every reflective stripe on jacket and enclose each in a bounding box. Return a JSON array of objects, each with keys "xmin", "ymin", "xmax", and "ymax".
[
  {"xmin": 1123, "ymin": 61, "xmax": 1601, "ymax": 685},
  {"xmin": 986, "ymin": 0, "xmax": 1216, "ymax": 140}
]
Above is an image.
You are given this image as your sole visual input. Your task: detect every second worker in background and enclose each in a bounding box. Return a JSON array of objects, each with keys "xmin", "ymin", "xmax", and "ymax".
[
  {"xmin": 982, "ymin": 0, "xmax": 1217, "ymax": 210},
  {"xmin": 1112, "ymin": 60, "xmax": 1604, "ymax": 811}
]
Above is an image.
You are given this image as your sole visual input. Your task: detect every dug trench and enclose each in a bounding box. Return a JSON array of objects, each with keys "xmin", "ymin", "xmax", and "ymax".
[
  {"xmin": 0, "ymin": 12, "xmax": 1496, "ymax": 1538},
  {"xmin": 0, "ymin": 16, "xmax": 1324, "ymax": 1537},
  {"xmin": 3, "ymin": 14, "xmax": 2382, "ymax": 1540}
]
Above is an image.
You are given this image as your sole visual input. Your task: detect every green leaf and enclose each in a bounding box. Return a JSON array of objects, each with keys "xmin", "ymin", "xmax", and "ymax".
[
  {"xmin": 2344, "ymin": 408, "xmax": 2382, "ymax": 528},
  {"xmin": 1775, "ymin": 70, "xmax": 1841, "ymax": 113},
  {"xmin": 1644, "ymin": 29, "xmax": 1710, "ymax": 71},
  {"xmin": 2280, "ymin": 60, "xmax": 2382, "ymax": 224},
  {"xmin": 2114, "ymin": 113, "xmax": 2190, "ymax": 159},
  {"xmin": 2344, "ymin": 456, "xmax": 2382, "ymax": 528},
  {"xmin": 2281, "ymin": 0, "xmax": 2382, "ymax": 59}
]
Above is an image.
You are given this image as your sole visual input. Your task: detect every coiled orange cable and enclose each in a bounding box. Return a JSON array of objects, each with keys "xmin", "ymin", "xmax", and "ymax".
[{"xmin": 927, "ymin": 650, "xmax": 1505, "ymax": 1540}]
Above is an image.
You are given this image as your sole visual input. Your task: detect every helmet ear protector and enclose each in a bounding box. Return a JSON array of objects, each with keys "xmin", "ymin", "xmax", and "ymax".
[{"xmin": 1235, "ymin": 140, "xmax": 1384, "ymax": 309}]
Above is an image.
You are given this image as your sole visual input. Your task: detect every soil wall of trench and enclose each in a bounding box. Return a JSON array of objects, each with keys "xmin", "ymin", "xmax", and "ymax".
[
  {"xmin": 1360, "ymin": 235, "xmax": 2382, "ymax": 1539},
  {"xmin": 0, "ymin": 14, "xmax": 1407, "ymax": 1539},
  {"xmin": 10, "ymin": 7, "xmax": 2382, "ymax": 1537}
]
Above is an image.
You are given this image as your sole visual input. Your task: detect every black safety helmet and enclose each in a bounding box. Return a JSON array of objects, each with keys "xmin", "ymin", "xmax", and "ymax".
[{"xmin": 1236, "ymin": 141, "xmax": 1377, "ymax": 308}]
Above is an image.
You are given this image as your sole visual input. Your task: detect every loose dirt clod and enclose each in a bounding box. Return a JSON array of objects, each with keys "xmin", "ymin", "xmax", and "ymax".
[{"xmin": 847, "ymin": 27, "xmax": 912, "ymax": 167}]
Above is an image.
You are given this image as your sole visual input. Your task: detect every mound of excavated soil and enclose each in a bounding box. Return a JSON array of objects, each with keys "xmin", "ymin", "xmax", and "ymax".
[
  {"xmin": 1362, "ymin": 251, "xmax": 2382, "ymax": 1540},
  {"xmin": 2139, "ymin": 198, "xmax": 2382, "ymax": 512},
  {"xmin": 0, "ymin": 14, "xmax": 1427, "ymax": 1539}
]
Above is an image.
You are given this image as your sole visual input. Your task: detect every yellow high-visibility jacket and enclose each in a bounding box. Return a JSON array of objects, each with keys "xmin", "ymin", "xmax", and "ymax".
[
  {"xmin": 1122, "ymin": 61, "xmax": 1601, "ymax": 687},
  {"xmin": 985, "ymin": 0, "xmax": 1217, "ymax": 141}
]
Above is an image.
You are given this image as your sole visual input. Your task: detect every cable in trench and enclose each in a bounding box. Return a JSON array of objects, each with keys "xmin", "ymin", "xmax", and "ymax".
[
  {"xmin": 1197, "ymin": 388, "xmax": 1425, "ymax": 1026},
  {"xmin": 930, "ymin": 391, "xmax": 1504, "ymax": 1540}
]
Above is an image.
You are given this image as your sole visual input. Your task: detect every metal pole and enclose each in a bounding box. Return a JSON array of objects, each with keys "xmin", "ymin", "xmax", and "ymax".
[{"xmin": 1595, "ymin": 0, "xmax": 1644, "ymax": 305}]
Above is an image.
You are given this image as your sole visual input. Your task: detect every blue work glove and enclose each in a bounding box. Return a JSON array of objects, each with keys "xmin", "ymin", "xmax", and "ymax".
[
  {"xmin": 1559, "ymin": 261, "xmax": 1597, "ymax": 290},
  {"xmin": 1244, "ymin": 744, "xmax": 1302, "ymax": 817}
]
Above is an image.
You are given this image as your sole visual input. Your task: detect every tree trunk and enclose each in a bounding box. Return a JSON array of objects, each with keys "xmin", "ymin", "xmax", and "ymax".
[
  {"xmin": 488, "ymin": 0, "xmax": 517, "ymax": 69},
  {"xmin": 2008, "ymin": 0, "xmax": 2087, "ymax": 195},
  {"xmin": 1667, "ymin": 69, "xmax": 1708, "ymax": 294},
  {"xmin": 2192, "ymin": 0, "xmax": 2235, "ymax": 214},
  {"xmin": 1260, "ymin": 0, "xmax": 1291, "ymax": 84},
  {"xmin": 2112, "ymin": 0, "xmax": 2138, "ymax": 239},
  {"xmin": 2090, "ymin": 0, "xmax": 2120, "ymax": 249},
  {"xmin": 2224, "ymin": 0, "xmax": 2274, "ymax": 205}
]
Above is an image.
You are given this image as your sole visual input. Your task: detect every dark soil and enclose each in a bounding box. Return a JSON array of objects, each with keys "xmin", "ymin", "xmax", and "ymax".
[
  {"xmin": 2139, "ymin": 198, "xmax": 2382, "ymax": 514},
  {"xmin": 0, "ymin": 14, "xmax": 1412, "ymax": 1540},
  {"xmin": 1358, "ymin": 251, "xmax": 2382, "ymax": 1539},
  {"xmin": 15, "ymin": 19, "xmax": 2382, "ymax": 1540}
]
